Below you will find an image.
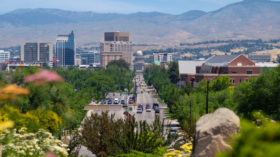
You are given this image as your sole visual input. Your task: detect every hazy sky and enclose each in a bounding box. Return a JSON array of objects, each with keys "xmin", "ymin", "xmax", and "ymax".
[{"xmin": 0, "ymin": 0, "xmax": 258, "ymax": 15}]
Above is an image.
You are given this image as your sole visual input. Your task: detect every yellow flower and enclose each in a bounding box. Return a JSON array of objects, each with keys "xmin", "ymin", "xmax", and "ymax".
[
  {"xmin": 0, "ymin": 120, "xmax": 14, "ymax": 130},
  {"xmin": 0, "ymin": 84, "xmax": 30, "ymax": 99}
]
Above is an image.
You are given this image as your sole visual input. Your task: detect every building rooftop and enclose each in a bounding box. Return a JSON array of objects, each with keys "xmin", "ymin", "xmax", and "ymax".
[
  {"xmin": 178, "ymin": 61, "xmax": 204, "ymax": 74},
  {"xmin": 255, "ymin": 62, "xmax": 278, "ymax": 67},
  {"xmin": 154, "ymin": 61, "xmax": 161, "ymax": 64},
  {"xmin": 204, "ymin": 55, "xmax": 239, "ymax": 66}
]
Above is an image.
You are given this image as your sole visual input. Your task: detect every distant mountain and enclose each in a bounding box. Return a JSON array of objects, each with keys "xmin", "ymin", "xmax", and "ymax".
[{"xmin": 0, "ymin": 0, "xmax": 280, "ymax": 48}]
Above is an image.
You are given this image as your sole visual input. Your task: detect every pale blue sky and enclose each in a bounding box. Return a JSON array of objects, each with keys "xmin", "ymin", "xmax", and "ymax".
[{"xmin": 0, "ymin": 0, "xmax": 265, "ymax": 15}]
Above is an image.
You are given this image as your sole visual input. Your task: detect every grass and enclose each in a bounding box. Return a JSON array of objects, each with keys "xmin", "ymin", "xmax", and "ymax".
[
  {"xmin": 164, "ymin": 109, "xmax": 175, "ymax": 120},
  {"xmin": 157, "ymin": 99, "xmax": 165, "ymax": 104}
]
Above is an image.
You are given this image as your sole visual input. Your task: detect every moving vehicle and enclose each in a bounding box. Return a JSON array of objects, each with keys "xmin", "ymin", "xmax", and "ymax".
[
  {"xmin": 108, "ymin": 100, "xmax": 112, "ymax": 104},
  {"xmin": 155, "ymin": 108, "xmax": 160, "ymax": 113},
  {"xmin": 138, "ymin": 104, "xmax": 143, "ymax": 111},
  {"xmin": 114, "ymin": 98, "xmax": 119, "ymax": 104},
  {"xmin": 129, "ymin": 99, "xmax": 133, "ymax": 104},
  {"xmin": 170, "ymin": 129, "xmax": 178, "ymax": 136},
  {"xmin": 146, "ymin": 107, "xmax": 151, "ymax": 112},
  {"xmin": 146, "ymin": 104, "xmax": 150, "ymax": 109},
  {"xmin": 153, "ymin": 103, "xmax": 159, "ymax": 110},
  {"xmin": 121, "ymin": 99, "xmax": 125, "ymax": 104},
  {"xmin": 137, "ymin": 108, "xmax": 142, "ymax": 113}
]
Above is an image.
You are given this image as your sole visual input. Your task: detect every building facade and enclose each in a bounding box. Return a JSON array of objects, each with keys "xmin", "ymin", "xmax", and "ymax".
[
  {"xmin": 179, "ymin": 55, "xmax": 261, "ymax": 86},
  {"xmin": 153, "ymin": 52, "xmax": 172, "ymax": 63},
  {"xmin": 100, "ymin": 32, "xmax": 132, "ymax": 68},
  {"xmin": 0, "ymin": 50, "xmax": 10, "ymax": 63},
  {"xmin": 79, "ymin": 51, "xmax": 100, "ymax": 65},
  {"xmin": 20, "ymin": 43, "xmax": 53, "ymax": 63},
  {"xmin": 134, "ymin": 50, "xmax": 145, "ymax": 72},
  {"xmin": 248, "ymin": 53, "xmax": 271, "ymax": 62},
  {"xmin": 56, "ymin": 31, "xmax": 76, "ymax": 67}
]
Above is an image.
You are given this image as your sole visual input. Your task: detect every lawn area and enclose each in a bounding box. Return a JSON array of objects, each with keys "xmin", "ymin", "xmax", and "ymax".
[
  {"xmin": 164, "ymin": 109, "xmax": 175, "ymax": 120},
  {"xmin": 157, "ymin": 98, "xmax": 165, "ymax": 104}
]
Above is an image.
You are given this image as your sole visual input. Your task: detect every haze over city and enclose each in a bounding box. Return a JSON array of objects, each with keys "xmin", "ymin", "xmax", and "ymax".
[{"xmin": 1, "ymin": 0, "xmax": 280, "ymax": 157}]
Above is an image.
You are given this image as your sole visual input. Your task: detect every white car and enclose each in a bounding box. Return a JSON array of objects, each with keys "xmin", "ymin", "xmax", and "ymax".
[
  {"xmin": 114, "ymin": 98, "xmax": 119, "ymax": 104},
  {"xmin": 146, "ymin": 107, "xmax": 151, "ymax": 112},
  {"xmin": 137, "ymin": 108, "xmax": 142, "ymax": 113}
]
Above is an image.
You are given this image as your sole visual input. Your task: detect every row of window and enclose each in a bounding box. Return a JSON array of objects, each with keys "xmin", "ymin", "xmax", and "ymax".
[{"xmin": 230, "ymin": 79, "xmax": 249, "ymax": 83}]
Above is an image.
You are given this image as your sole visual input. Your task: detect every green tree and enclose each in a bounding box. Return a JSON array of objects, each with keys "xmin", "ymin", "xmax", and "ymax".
[
  {"xmin": 107, "ymin": 59, "xmax": 130, "ymax": 71},
  {"xmin": 167, "ymin": 61, "xmax": 179, "ymax": 84},
  {"xmin": 86, "ymin": 75, "xmax": 115, "ymax": 97}
]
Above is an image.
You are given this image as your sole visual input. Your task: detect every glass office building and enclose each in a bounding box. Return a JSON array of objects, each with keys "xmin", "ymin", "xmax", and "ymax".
[
  {"xmin": 56, "ymin": 31, "xmax": 75, "ymax": 67},
  {"xmin": 79, "ymin": 51, "xmax": 100, "ymax": 65}
]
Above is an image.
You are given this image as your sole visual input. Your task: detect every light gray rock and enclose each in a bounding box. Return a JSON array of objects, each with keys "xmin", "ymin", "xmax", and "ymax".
[{"xmin": 191, "ymin": 108, "xmax": 240, "ymax": 157}]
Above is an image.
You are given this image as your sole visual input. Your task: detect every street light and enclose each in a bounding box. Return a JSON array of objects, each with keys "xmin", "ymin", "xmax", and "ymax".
[
  {"xmin": 252, "ymin": 84, "xmax": 279, "ymax": 120},
  {"xmin": 206, "ymin": 71, "xmax": 237, "ymax": 114}
]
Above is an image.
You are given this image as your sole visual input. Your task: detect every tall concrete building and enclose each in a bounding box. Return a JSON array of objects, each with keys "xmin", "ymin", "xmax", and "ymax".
[
  {"xmin": 20, "ymin": 42, "xmax": 53, "ymax": 63},
  {"xmin": 0, "ymin": 50, "xmax": 10, "ymax": 63},
  {"xmin": 100, "ymin": 32, "xmax": 132, "ymax": 68},
  {"xmin": 56, "ymin": 31, "xmax": 76, "ymax": 67}
]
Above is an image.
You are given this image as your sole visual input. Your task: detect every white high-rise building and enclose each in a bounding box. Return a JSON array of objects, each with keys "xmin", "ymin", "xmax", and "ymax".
[{"xmin": 0, "ymin": 50, "xmax": 10, "ymax": 63}]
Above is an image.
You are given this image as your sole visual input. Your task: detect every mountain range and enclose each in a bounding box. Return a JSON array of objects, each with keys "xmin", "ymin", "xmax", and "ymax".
[{"xmin": 0, "ymin": 0, "xmax": 280, "ymax": 48}]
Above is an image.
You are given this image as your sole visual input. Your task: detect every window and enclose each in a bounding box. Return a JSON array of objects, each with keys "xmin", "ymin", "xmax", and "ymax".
[
  {"xmin": 237, "ymin": 63, "xmax": 242, "ymax": 66},
  {"xmin": 247, "ymin": 71, "xmax": 252, "ymax": 74},
  {"xmin": 245, "ymin": 79, "xmax": 249, "ymax": 82},
  {"xmin": 230, "ymin": 79, "xmax": 235, "ymax": 83},
  {"xmin": 239, "ymin": 79, "xmax": 242, "ymax": 83}
]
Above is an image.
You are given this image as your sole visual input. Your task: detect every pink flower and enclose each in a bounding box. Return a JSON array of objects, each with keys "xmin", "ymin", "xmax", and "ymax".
[{"xmin": 24, "ymin": 70, "xmax": 64, "ymax": 86}]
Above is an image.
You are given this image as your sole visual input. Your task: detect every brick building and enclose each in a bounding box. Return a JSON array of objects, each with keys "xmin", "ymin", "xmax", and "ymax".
[{"xmin": 179, "ymin": 55, "xmax": 261, "ymax": 86}]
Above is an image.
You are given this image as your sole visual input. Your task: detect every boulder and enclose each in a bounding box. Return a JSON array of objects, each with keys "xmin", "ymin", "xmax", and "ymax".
[{"xmin": 191, "ymin": 108, "xmax": 240, "ymax": 157}]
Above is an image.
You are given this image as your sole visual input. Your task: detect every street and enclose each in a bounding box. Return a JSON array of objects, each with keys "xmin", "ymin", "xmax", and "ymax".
[{"xmin": 79, "ymin": 73, "xmax": 169, "ymax": 157}]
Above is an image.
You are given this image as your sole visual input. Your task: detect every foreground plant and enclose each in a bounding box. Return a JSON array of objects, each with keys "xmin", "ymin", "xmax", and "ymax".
[
  {"xmin": 0, "ymin": 127, "xmax": 68, "ymax": 157},
  {"xmin": 218, "ymin": 112, "xmax": 280, "ymax": 157}
]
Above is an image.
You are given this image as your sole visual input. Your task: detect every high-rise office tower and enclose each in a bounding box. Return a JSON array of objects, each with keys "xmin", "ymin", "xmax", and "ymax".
[
  {"xmin": 20, "ymin": 42, "xmax": 53, "ymax": 63},
  {"xmin": 80, "ymin": 51, "xmax": 100, "ymax": 65},
  {"xmin": 56, "ymin": 31, "xmax": 76, "ymax": 67},
  {"xmin": 100, "ymin": 32, "xmax": 132, "ymax": 68}
]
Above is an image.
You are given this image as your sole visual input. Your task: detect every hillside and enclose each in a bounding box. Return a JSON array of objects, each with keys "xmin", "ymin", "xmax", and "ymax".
[{"xmin": 0, "ymin": 0, "xmax": 280, "ymax": 48}]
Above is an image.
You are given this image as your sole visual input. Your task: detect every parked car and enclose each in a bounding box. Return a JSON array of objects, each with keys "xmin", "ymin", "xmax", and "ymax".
[
  {"xmin": 146, "ymin": 107, "xmax": 151, "ymax": 112},
  {"xmin": 121, "ymin": 99, "xmax": 125, "ymax": 104},
  {"xmin": 137, "ymin": 108, "xmax": 142, "ymax": 113},
  {"xmin": 101, "ymin": 100, "xmax": 106, "ymax": 104},
  {"xmin": 108, "ymin": 100, "xmax": 112, "ymax": 104},
  {"xmin": 153, "ymin": 103, "xmax": 159, "ymax": 110},
  {"xmin": 170, "ymin": 129, "xmax": 178, "ymax": 136},
  {"xmin": 146, "ymin": 104, "xmax": 150, "ymax": 109},
  {"xmin": 114, "ymin": 98, "xmax": 119, "ymax": 104}
]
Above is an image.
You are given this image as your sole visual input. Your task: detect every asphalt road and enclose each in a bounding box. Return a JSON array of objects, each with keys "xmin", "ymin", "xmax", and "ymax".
[{"xmin": 78, "ymin": 74, "xmax": 169, "ymax": 157}]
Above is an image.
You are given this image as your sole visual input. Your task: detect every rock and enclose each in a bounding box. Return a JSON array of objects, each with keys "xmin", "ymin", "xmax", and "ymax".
[{"xmin": 191, "ymin": 108, "xmax": 240, "ymax": 157}]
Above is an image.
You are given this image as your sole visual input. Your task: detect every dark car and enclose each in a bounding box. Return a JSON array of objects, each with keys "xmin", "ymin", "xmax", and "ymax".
[
  {"xmin": 138, "ymin": 104, "xmax": 143, "ymax": 111},
  {"xmin": 108, "ymin": 100, "xmax": 112, "ymax": 104},
  {"xmin": 101, "ymin": 100, "xmax": 106, "ymax": 104},
  {"xmin": 146, "ymin": 104, "xmax": 150, "ymax": 109},
  {"xmin": 155, "ymin": 108, "xmax": 160, "ymax": 113},
  {"xmin": 121, "ymin": 99, "xmax": 125, "ymax": 104},
  {"xmin": 153, "ymin": 103, "xmax": 159, "ymax": 110}
]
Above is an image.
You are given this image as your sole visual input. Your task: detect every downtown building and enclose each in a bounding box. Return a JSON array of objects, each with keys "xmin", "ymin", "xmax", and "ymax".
[
  {"xmin": 0, "ymin": 50, "xmax": 10, "ymax": 63},
  {"xmin": 56, "ymin": 31, "xmax": 76, "ymax": 67},
  {"xmin": 80, "ymin": 50, "xmax": 100, "ymax": 65},
  {"xmin": 20, "ymin": 42, "xmax": 53, "ymax": 63},
  {"xmin": 179, "ymin": 55, "xmax": 261, "ymax": 87},
  {"xmin": 100, "ymin": 32, "xmax": 132, "ymax": 68}
]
